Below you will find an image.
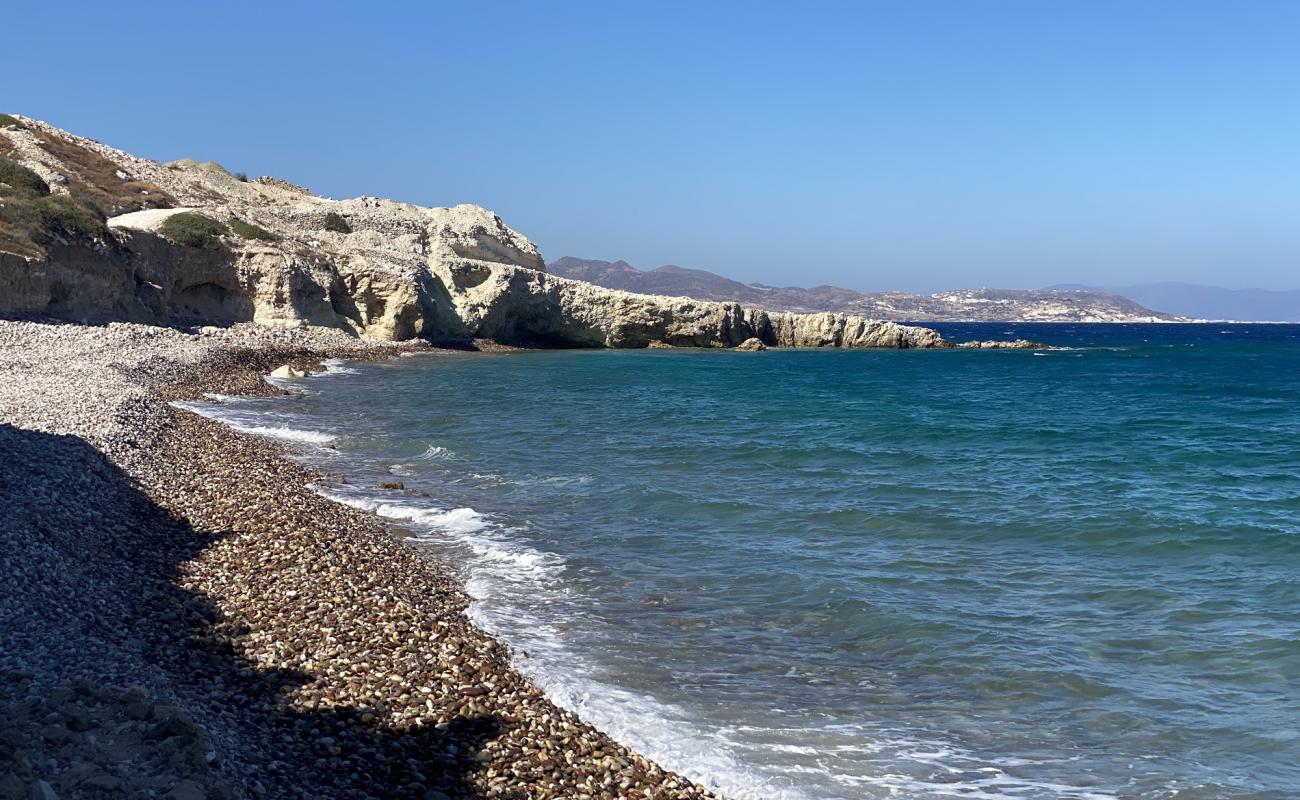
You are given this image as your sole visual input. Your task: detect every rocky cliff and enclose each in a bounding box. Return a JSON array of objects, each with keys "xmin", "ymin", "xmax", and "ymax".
[{"xmin": 0, "ymin": 117, "xmax": 946, "ymax": 349}]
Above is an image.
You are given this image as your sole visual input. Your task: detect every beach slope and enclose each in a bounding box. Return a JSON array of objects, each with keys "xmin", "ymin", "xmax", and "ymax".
[{"xmin": 0, "ymin": 319, "xmax": 717, "ymax": 799}]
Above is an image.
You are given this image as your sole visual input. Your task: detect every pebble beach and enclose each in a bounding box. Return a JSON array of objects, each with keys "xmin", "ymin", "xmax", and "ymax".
[{"xmin": 0, "ymin": 319, "xmax": 717, "ymax": 800}]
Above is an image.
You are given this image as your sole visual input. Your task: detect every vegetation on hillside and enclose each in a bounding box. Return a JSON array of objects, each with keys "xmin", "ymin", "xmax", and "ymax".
[
  {"xmin": 229, "ymin": 216, "xmax": 279, "ymax": 242},
  {"xmin": 159, "ymin": 212, "xmax": 229, "ymax": 249},
  {"xmin": 322, "ymin": 211, "xmax": 352, "ymax": 234},
  {"xmin": 31, "ymin": 195, "xmax": 108, "ymax": 242},
  {"xmin": 0, "ymin": 157, "xmax": 48, "ymax": 195},
  {"xmin": 0, "ymin": 114, "xmax": 23, "ymax": 129},
  {"xmin": 0, "ymin": 133, "xmax": 172, "ymax": 218},
  {"xmin": 0, "ymin": 157, "xmax": 107, "ymax": 257}
]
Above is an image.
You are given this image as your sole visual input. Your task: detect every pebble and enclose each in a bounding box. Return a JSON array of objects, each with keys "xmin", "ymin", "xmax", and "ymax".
[{"xmin": 0, "ymin": 319, "xmax": 718, "ymax": 799}]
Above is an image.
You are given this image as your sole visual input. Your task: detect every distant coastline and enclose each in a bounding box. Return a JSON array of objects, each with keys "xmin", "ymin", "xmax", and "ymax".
[
  {"xmin": 547, "ymin": 257, "xmax": 1189, "ymax": 323},
  {"xmin": 1048, "ymin": 282, "xmax": 1300, "ymax": 323}
]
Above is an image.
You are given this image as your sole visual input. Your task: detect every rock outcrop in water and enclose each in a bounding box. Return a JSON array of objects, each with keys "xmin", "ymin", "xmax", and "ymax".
[
  {"xmin": 956, "ymin": 339, "xmax": 1047, "ymax": 349},
  {"xmin": 0, "ymin": 116, "xmax": 947, "ymax": 349}
]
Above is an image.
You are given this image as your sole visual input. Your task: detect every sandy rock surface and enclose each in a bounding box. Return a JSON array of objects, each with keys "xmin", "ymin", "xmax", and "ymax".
[{"xmin": 108, "ymin": 207, "xmax": 198, "ymax": 231}]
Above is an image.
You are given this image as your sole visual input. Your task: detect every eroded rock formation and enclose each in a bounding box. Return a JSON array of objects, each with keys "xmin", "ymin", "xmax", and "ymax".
[{"xmin": 0, "ymin": 117, "xmax": 948, "ymax": 349}]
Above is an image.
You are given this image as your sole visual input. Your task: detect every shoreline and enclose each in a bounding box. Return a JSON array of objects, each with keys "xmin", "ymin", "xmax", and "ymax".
[{"xmin": 0, "ymin": 319, "xmax": 717, "ymax": 799}]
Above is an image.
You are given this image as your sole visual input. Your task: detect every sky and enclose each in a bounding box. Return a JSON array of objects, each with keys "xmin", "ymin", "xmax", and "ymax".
[{"xmin": 6, "ymin": 1, "xmax": 1299, "ymax": 293}]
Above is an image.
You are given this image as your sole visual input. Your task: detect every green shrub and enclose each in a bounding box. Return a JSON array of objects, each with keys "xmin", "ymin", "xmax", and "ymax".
[
  {"xmin": 0, "ymin": 157, "xmax": 49, "ymax": 196},
  {"xmin": 0, "ymin": 156, "xmax": 111, "ymax": 252},
  {"xmin": 159, "ymin": 212, "xmax": 229, "ymax": 248},
  {"xmin": 234, "ymin": 171, "xmax": 249, "ymax": 182},
  {"xmin": 0, "ymin": 192, "xmax": 107, "ymax": 246},
  {"xmin": 322, "ymin": 211, "xmax": 351, "ymax": 234},
  {"xmin": 32, "ymin": 195, "xmax": 107, "ymax": 242},
  {"xmin": 0, "ymin": 114, "xmax": 22, "ymax": 129},
  {"xmin": 229, "ymin": 216, "xmax": 279, "ymax": 242}
]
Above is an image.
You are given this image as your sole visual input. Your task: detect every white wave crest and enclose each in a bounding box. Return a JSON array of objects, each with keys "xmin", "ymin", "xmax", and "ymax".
[
  {"xmin": 318, "ymin": 358, "xmax": 361, "ymax": 375},
  {"xmin": 316, "ymin": 490, "xmax": 489, "ymax": 534},
  {"xmin": 227, "ymin": 423, "xmax": 337, "ymax": 443},
  {"xmin": 170, "ymin": 401, "xmax": 336, "ymax": 443}
]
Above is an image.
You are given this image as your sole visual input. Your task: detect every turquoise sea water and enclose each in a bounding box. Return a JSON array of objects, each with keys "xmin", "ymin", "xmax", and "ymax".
[{"xmin": 185, "ymin": 324, "xmax": 1300, "ymax": 799}]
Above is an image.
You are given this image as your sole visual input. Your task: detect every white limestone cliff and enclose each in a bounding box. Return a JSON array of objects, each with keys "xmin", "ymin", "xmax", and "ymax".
[{"xmin": 0, "ymin": 117, "xmax": 947, "ymax": 350}]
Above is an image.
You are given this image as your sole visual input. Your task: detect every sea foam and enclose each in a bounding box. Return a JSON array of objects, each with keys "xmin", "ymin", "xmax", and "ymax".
[
  {"xmin": 170, "ymin": 401, "xmax": 337, "ymax": 444},
  {"xmin": 318, "ymin": 358, "xmax": 361, "ymax": 375},
  {"xmin": 314, "ymin": 489, "xmax": 488, "ymax": 533}
]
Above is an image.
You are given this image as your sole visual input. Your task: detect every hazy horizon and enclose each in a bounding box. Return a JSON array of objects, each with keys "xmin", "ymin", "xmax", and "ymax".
[
  {"xmin": 548, "ymin": 255, "xmax": 1300, "ymax": 295},
  {"xmin": 7, "ymin": 1, "xmax": 1299, "ymax": 293}
]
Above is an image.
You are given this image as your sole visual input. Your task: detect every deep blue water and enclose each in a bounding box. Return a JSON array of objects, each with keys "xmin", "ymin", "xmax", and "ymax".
[{"xmin": 185, "ymin": 324, "xmax": 1300, "ymax": 799}]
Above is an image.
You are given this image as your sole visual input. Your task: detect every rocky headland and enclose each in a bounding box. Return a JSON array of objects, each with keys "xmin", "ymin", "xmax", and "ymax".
[{"xmin": 0, "ymin": 115, "xmax": 945, "ymax": 350}]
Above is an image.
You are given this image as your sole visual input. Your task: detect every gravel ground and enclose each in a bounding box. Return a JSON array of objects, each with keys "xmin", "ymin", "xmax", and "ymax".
[{"xmin": 0, "ymin": 319, "xmax": 717, "ymax": 800}]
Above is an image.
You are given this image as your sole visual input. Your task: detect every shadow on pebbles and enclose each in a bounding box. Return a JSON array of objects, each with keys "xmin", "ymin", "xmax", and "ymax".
[{"xmin": 0, "ymin": 321, "xmax": 717, "ymax": 800}]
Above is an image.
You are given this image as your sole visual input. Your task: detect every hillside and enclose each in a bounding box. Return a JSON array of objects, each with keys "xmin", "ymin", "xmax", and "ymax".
[
  {"xmin": 550, "ymin": 257, "xmax": 1186, "ymax": 322},
  {"xmin": 0, "ymin": 115, "xmax": 945, "ymax": 350}
]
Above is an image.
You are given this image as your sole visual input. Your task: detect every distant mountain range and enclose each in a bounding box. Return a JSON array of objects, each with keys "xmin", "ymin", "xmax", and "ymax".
[
  {"xmin": 1046, "ymin": 283, "xmax": 1300, "ymax": 322},
  {"xmin": 548, "ymin": 257, "xmax": 1185, "ymax": 323}
]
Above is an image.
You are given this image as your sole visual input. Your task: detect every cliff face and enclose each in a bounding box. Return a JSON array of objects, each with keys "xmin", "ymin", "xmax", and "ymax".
[
  {"xmin": 0, "ymin": 235, "xmax": 253, "ymax": 326},
  {"xmin": 0, "ymin": 117, "xmax": 947, "ymax": 349},
  {"xmin": 432, "ymin": 263, "xmax": 945, "ymax": 348}
]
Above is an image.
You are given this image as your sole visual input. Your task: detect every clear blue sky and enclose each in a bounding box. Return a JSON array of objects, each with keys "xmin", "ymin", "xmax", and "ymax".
[{"xmin": 6, "ymin": 1, "xmax": 1298, "ymax": 292}]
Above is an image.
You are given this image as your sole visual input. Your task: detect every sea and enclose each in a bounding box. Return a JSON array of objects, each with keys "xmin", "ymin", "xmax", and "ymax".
[{"xmin": 178, "ymin": 323, "xmax": 1300, "ymax": 800}]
